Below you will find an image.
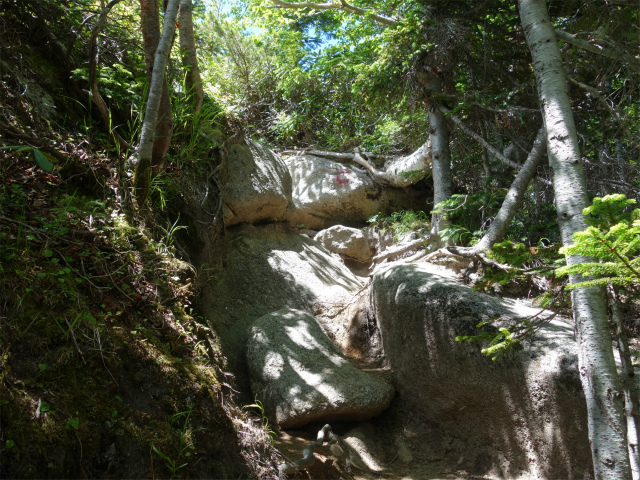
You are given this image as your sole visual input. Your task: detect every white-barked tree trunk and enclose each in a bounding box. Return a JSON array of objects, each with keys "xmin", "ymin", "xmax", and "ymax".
[
  {"xmin": 134, "ymin": 0, "xmax": 180, "ymax": 207},
  {"xmin": 519, "ymin": 1, "xmax": 631, "ymax": 478}
]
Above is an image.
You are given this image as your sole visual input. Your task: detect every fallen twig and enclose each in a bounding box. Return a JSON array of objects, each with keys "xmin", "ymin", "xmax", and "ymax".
[{"xmin": 64, "ymin": 315, "xmax": 87, "ymax": 365}]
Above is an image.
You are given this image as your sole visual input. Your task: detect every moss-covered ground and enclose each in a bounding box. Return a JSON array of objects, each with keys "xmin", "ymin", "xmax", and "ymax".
[{"xmin": 0, "ymin": 148, "xmax": 282, "ymax": 478}]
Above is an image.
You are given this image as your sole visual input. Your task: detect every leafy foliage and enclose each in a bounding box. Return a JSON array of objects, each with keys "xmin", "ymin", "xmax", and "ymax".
[
  {"xmin": 433, "ymin": 192, "xmax": 505, "ymax": 245},
  {"xmin": 455, "ymin": 321, "xmax": 524, "ymax": 361},
  {"xmin": 557, "ymin": 195, "xmax": 640, "ymax": 289},
  {"xmin": 0, "ymin": 146, "xmax": 55, "ymax": 172},
  {"xmin": 368, "ymin": 209, "xmax": 430, "ymax": 241}
]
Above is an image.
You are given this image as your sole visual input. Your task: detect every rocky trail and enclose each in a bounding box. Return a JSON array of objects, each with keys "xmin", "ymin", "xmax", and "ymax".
[{"xmin": 185, "ymin": 140, "xmax": 594, "ymax": 479}]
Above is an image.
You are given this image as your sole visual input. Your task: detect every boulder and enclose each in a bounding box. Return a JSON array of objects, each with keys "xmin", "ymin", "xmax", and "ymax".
[
  {"xmin": 284, "ymin": 155, "xmax": 422, "ymax": 230},
  {"xmin": 198, "ymin": 223, "xmax": 366, "ymax": 398},
  {"xmin": 246, "ymin": 308, "xmax": 395, "ymax": 428},
  {"xmin": 222, "ymin": 139, "xmax": 293, "ymax": 226},
  {"xmin": 370, "ymin": 263, "xmax": 592, "ymax": 478},
  {"xmin": 314, "ymin": 225, "xmax": 374, "ymax": 263}
]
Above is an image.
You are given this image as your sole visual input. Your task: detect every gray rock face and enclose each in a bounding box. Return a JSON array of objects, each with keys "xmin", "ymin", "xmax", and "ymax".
[
  {"xmin": 199, "ymin": 223, "xmax": 366, "ymax": 398},
  {"xmin": 284, "ymin": 155, "xmax": 420, "ymax": 230},
  {"xmin": 246, "ymin": 308, "xmax": 395, "ymax": 428},
  {"xmin": 314, "ymin": 225, "xmax": 374, "ymax": 263},
  {"xmin": 370, "ymin": 264, "xmax": 592, "ymax": 479},
  {"xmin": 223, "ymin": 139, "xmax": 293, "ymax": 226}
]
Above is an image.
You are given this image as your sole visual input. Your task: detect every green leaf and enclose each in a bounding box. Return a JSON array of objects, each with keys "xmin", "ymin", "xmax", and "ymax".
[
  {"xmin": 33, "ymin": 148, "xmax": 53, "ymax": 172},
  {"xmin": 65, "ymin": 417, "xmax": 79, "ymax": 430},
  {"xmin": 41, "ymin": 401, "xmax": 50, "ymax": 412},
  {"xmin": 152, "ymin": 443, "xmax": 171, "ymax": 462},
  {"xmin": 39, "ymin": 363, "xmax": 47, "ymax": 371},
  {"xmin": 6, "ymin": 439, "xmax": 15, "ymax": 449}
]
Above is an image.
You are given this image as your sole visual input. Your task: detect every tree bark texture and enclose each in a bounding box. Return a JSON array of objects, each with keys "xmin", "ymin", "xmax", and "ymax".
[
  {"xmin": 352, "ymin": 142, "xmax": 431, "ymax": 188},
  {"xmin": 139, "ymin": 0, "xmax": 173, "ymax": 177},
  {"xmin": 281, "ymin": 147, "xmax": 431, "ymax": 188},
  {"xmin": 519, "ymin": 1, "xmax": 631, "ymax": 478},
  {"xmin": 178, "ymin": 0, "xmax": 204, "ymax": 114},
  {"xmin": 610, "ymin": 287, "xmax": 640, "ymax": 480},
  {"xmin": 135, "ymin": 0, "xmax": 180, "ymax": 206},
  {"xmin": 427, "ymin": 76, "xmax": 452, "ymax": 237}
]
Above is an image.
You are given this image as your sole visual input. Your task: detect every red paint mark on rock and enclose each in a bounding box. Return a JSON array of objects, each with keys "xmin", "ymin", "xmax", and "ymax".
[{"xmin": 335, "ymin": 169, "xmax": 351, "ymax": 185}]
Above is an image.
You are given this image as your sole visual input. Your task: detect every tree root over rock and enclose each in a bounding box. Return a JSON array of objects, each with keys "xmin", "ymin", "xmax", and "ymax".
[{"xmin": 278, "ymin": 424, "xmax": 353, "ymax": 475}]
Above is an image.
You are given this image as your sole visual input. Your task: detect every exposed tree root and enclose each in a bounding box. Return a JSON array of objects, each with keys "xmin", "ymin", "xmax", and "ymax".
[{"xmin": 371, "ymin": 235, "xmax": 435, "ymax": 265}]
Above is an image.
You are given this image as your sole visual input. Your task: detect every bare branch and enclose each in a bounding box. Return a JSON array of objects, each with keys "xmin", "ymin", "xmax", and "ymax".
[
  {"xmin": 372, "ymin": 235, "xmax": 435, "ymax": 264},
  {"xmin": 267, "ymin": 0, "xmax": 399, "ymax": 27},
  {"xmin": 567, "ymin": 76, "xmax": 626, "ymax": 123},
  {"xmin": 448, "ymin": 127, "xmax": 547, "ymax": 256},
  {"xmin": 554, "ymin": 29, "xmax": 639, "ymax": 68},
  {"xmin": 439, "ymin": 105, "xmax": 552, "ymax": 186},
  {"xmin": 280, "ymin": 149, "xmax": 393, "ymax": 162}
]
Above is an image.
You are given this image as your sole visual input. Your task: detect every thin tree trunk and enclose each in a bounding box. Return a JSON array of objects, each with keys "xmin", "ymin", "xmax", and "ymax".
[
  {"xmin": 448, "ymin": 127, "xmax": 546, "ymax": 256},
  {"xmin": 88, "ymin": 0, "xmax": 131, "ymax": 152},
  {"xmin": 610, "ymin": 287, "xmax": 640, "ymax": 480},
  {"xmin": 179, "ymin": 0, "xmax": 204, "ymax": 114},
  {"xmin": 519, "ymin": 1, "xmax": 631, "ymax": 478},
  {"xmin": 134, "ymin": 0, "xmax": 180, "ymax": 207},
  {"xmin": 427, "ymin": 76, "xmax": 452, "ymax": 238},
  {"xmin": 139, "ymin": 0, "xmax": 173, "ymax": 177}
]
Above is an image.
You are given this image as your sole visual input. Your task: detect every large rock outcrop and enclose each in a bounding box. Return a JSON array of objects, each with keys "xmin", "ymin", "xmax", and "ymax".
[
  {"xmin": 222, "ymin": 139, "xmax": 293, "ymax": 226},
  {"xmin": 199, "ymin": 223, "xmax": 366, "ymax": 398},
  {"xmin": 284, "ymin": 155, "xmax": 422, "ymax": 230},
  {"xmin": 246, "ymin": 309, "xmax": 395, "ymax": 428},
  {"xmin": 370, "ymin": 263, "xmax": 592, "ymax": 479},
  {"xmin": 314, "ymin": 225, "xmax": 374, "ymax": 263}
]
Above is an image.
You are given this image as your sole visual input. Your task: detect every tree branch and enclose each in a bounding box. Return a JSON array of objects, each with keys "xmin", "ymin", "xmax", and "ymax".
[
  {"xmin": 280, "ymin": 149, "xmax": 393, "ymax": 162},
  {"xmin": 267, "ymin": 0, "xmax": 399, "ymax": 27},
  {"xmin": 448, "ymin": 127, "xmax": 547, "ymax": 257},
  {"xmin": 439, "ymin": 105, "xmax": 552, "ymax": 186},
  {"xmin": 0, "ymin": 121, "xmax": 68, "ymax": 163},
  {"xmin": 554, "ymin": 29, "xmax": 639, "ymax": 68},
  {"xmin": 372, "ymin": 235, "xmax": 435, "ymax": 264}
]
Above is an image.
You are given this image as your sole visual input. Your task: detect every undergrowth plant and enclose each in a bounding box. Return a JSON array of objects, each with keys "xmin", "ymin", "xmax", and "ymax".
[
  {"xmin": 243, "ymin": 397, "xmax": 277, "ymax": 446},
  {"xmin": 0, "ymin": 145, "xmax": 55, "ymax": 172},
  {"xmin": 432, "ymin": 192, "xmax": 505, "ymax": 246},
  {"xmin": 171, "ymin": 82, "xmax": 224, "ymax": 172},
  {"xmin": 456, "ymin": 195, "xmax": 640, "ymax": 361},
  {"xmin": 368, "ymin": 209, "xmax": 430, "ymax": 241},
  {"xmin": 556, "ymin": 194, "xmax": 640, "ymax": 288}
]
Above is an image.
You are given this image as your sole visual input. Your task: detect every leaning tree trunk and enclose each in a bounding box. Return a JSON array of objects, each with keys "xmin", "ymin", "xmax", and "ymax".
[
  {"xmin": 139, "ymin": 0, "xmax": 173, "ymax": 177},
  {"xmin": 448, "ymin": 127, "xmax": 546, "ymax": 256},
  {"xmin": 519, "ymin": 1, "xmax": 631, "ymax": 478},
  {"xmin": 179, "ymin": 0, "xmax": 204, "ymax": 114},
  {"xmin": 134, "ymin": 0, "xmax": 180, "ymax": 207}
]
